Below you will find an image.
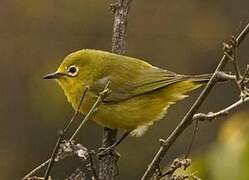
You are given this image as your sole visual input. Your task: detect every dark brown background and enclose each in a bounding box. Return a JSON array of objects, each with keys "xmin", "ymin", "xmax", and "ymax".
[{"xmin": 0, "ymin": 0, "xmax": 248, "ymax": 179}]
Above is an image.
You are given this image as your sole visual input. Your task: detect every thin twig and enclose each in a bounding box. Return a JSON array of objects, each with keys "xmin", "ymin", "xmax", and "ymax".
[
  {"xmin": 240, "ymin": 64, "xmax": 249, "ymax": 84},
  {"xmin": 64, "ymin": 87, "xmax": 89, "ymax": 133},
  {"xmin": 141, "ymin": 22, "xmax": 249, "ymax": 180},
  {"xmin": 184, "ymin": 120, "xmax": 199, "ymax": 159},
  {"xmin": 29, "ymin": 84, "xmax": 108, "ymax": 179},
  {"xmin": 160, "ymin": 158, "xmax": 191, "ymax": 179},
  {"xmin": 233, "ymin": 39, "xmax": 241, "ymax": 79},
  {"xmin": 27, "ymin": 176, "xmax": 47, "ymax": 180},
  {"xmin": 70, "ymin": 81, "xmax": 111, "ymax": 141},
  {"xmin": 193, "ymin": 96, "xmax": 249, "ymax": 121},
  {"xmin": 239, "ymin": 65, "xmax": 249, "ymax": 98},
  {"xmin": 35, "ymin": 80, "xmax": 110, "ymax": 179},
  {"xmin": 22, "ymin": 88, "xmax": 88, "ymax": 180},
  {"xmin": 44, "ymin": 87, "xmax": 88, "ymax": 179},
  {"xmin": 44, "ymin": 130, "xmax": 64, "ymax": 180},
  {"xmin": 23, "ymin": 159, "xmax": 50, "ymax": 179},
  {"xmin": 224, "ymin": 36, "xmax": 241, "ymax": 80}
]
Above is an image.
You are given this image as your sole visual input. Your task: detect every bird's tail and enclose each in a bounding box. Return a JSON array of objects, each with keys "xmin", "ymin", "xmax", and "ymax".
[{"xmin": 186, "ymin": 73, "xmax": 213, "ymax": 83}]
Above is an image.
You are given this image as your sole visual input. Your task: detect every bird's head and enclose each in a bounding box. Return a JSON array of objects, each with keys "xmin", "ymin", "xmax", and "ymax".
[{"xmin": 43, "ymin": 50, "xmax": 96, "ymax": 102}]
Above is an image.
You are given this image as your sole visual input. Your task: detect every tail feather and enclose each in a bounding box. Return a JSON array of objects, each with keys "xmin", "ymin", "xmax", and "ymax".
[{"xmin": 186, "ymin": 73, "xmax": 212, "ymax": 83}]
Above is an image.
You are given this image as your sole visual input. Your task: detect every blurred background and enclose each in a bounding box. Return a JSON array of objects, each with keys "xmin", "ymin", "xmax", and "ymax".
[{"xmin": 0, "ymin": 0, "xmax": 248, "ymax": 179}]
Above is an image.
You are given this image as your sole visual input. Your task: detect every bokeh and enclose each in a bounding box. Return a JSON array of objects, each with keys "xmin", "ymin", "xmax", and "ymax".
[{"xmin": 0, "ymin": 0, "xmax": 248, "ymax": 179}]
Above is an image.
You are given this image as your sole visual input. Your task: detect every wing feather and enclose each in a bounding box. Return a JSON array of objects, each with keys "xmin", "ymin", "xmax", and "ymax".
[{"xmin": 90, "ymin": 66, "xmax": 188, "ymax": 102}]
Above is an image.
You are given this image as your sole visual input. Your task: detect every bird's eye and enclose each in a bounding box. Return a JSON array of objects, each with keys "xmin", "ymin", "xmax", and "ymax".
[{"xmin": 67, "ymin": 65, "xmax": 79, "ymax": 76}]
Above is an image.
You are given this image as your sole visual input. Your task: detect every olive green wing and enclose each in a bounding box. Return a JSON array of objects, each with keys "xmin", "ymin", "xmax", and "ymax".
[{"xmin": 90, "ymin": 67, "xmax": 188, "ymax": 102}]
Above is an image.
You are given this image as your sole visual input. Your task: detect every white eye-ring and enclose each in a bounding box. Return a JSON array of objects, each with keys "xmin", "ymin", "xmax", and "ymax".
[{"xmin": 67, "ymin": 65, "xmax": 79, "ymax": 76}]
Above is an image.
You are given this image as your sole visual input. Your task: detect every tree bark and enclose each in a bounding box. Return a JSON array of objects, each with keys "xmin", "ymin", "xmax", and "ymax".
[{"xmin": 98, "ymin": 1, "xmax": 133, "ymax": 180}]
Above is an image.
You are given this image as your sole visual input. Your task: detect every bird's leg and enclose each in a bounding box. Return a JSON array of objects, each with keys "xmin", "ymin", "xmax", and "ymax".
[
  {"xmin": 98, "ymin": 131, "xmax": 131, "ymax": 156},
  {"xmin": 109, "ymin": 131, "xmax": 131, "ymax": 149}
]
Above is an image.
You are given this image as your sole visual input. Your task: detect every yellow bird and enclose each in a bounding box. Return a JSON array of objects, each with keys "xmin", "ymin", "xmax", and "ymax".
[{"xmin": 44, "ymin": 49, "xmax": 211, "ymax": 137}]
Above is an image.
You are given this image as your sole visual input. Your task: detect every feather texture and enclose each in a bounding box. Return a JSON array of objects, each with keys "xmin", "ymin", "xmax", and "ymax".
[{"xmin": 53, "ymin": 49, "xmax": 210, "ymax": 136}]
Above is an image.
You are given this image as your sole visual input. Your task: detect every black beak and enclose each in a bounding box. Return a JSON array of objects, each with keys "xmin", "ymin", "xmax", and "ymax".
[{"xmin": 43, "ymin": 72, "xmax": 64, "ymax": 80}]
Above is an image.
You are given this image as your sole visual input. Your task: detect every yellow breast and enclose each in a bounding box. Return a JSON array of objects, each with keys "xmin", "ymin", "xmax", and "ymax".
[{"xmin": 66, "ymin": 80, "xmax": 201, "ymax": 137}]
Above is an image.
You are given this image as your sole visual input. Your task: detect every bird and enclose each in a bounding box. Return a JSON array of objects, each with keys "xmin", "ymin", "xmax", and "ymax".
[{"xmin": 44, "ymin": 49, "xmax": 212, "ymax": 138}]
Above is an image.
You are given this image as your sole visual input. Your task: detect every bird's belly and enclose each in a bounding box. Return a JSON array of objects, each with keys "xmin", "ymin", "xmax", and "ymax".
[
  {"xmin": 92, "ymin": 101, "xmax": 160, "ymax": 131},
  {"xmin": 79, "ymin": 91, "xmax": 168, "ymax": 131},
  {"xmin": 78, "ymin": 81, "xmax": 200, "ymax": 134},
  {"xmin": 91, "ymin": 88, "xmax": 177, "ymax": 131}
]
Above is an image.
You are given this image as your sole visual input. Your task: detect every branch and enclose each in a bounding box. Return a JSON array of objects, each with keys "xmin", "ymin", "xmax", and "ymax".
[
  {"xmin": 98, "ymin": 0, "xmax": 133, "ymax": 180},
  {"xmin": 23, "ymin": 0, "xmax": 134, "ymax": 179},
  {"xmin": 141, "ymin": 22, "xmax": 249, "ymax": 180},
  {"xmin": 194, "ymin": 96, "xmax": 249, "ymax": 121},
  {"xmin": 111, "ymin": 0, "xmax": 133, "ymax": 54},
  {"xmin": 88, "ymin": 150, "xmax": 99, "ymax": 180},
  {"xmin": 43, "ymin": 131, "xmax": 64, "ymax": 180},
  {"xmin": 69, "ymin": 81, "xmax": 111, "ymax": 141},
  {"xmin": 163, "ymin": 158, "xmax": 191, "ymax": 178},
  {"xmin": 22, "ymin": 87, "xmax": 89, "ymax": 180},
  {"xmin": 22, "ymin": 84, "xmax": 110, "ymax": 179}
]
